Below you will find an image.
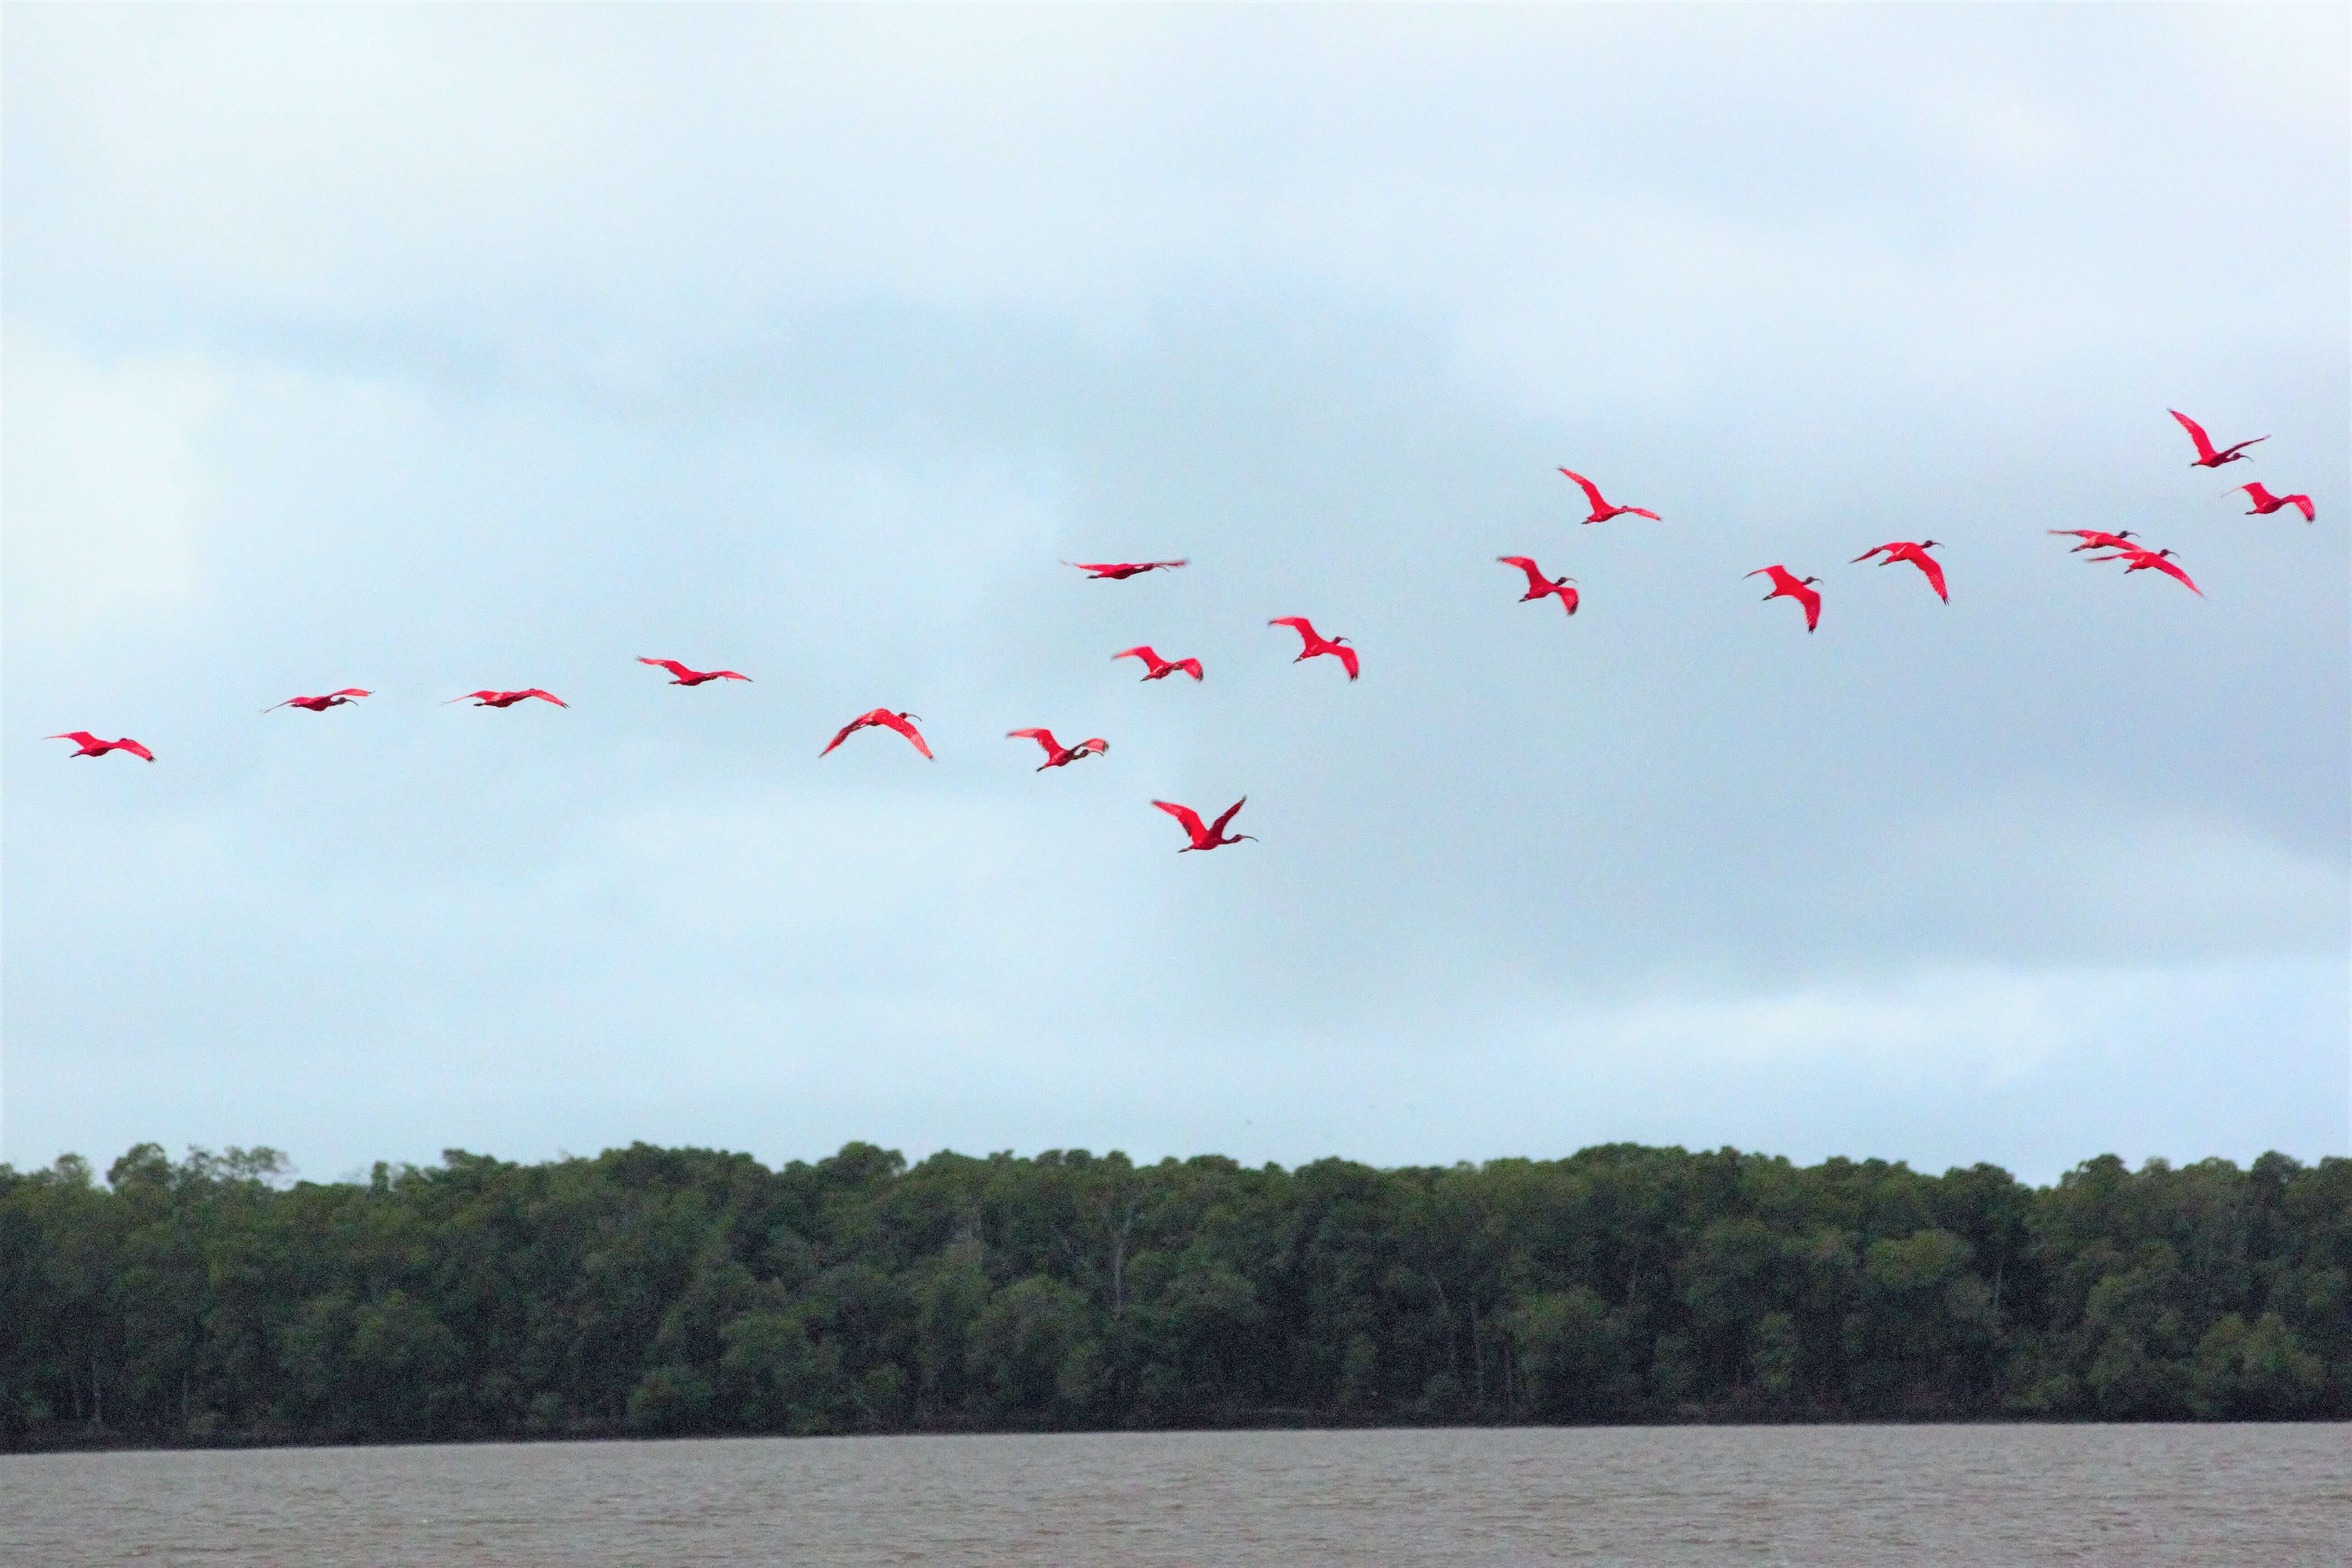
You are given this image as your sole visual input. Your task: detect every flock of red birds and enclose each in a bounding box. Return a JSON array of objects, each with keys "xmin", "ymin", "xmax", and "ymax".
[{"xmin": 43, "ymin": 410, "xmax": 2319, "ymax": 853}]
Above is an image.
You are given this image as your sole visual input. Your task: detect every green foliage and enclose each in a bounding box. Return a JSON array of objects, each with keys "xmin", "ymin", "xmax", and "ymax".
[
  {"xmin": 1512, "ymin": 1287, "xmax": 1637, "ymax": 1419},
  {"xmin": 2185, "ymin": 1313, "xmax": 2324, "ymax": 1419},
  {"xmin": 1750, "ymin": 1310, "xmax": 1800, "ymax": 1401},
  {"xmin": 1, "ymin": 1141, "xmax": 2344, "ymax": 1447}
]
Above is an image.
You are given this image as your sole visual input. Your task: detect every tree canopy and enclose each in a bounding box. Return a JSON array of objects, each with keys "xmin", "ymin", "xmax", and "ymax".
[{"xmin": 3, "ymin": 1140, "xmax": 2344, "ymax": 1448}]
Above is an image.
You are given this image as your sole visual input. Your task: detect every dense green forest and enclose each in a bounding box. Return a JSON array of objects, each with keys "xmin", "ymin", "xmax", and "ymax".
[{"xmin": 2, "ymin": 1140, "xmax": 2344, "ymax": 1449}]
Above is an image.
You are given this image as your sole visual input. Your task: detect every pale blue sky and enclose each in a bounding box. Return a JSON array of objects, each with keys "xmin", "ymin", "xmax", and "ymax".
[{"xmin": 5, "ymin": 5, "xmax": 2345, "ymax": 1183}]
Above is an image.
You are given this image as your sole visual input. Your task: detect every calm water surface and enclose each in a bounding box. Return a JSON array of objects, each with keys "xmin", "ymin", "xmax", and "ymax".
[{"xmin": 7, "ymin": 1424, "xmax": 2347, "ymax": 1566}]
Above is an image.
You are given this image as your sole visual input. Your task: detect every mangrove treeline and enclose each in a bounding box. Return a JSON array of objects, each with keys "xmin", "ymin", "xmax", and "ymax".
[{"xmin": 3, "ymin": 1140, "xmax": 2345, "ymax": 1448}]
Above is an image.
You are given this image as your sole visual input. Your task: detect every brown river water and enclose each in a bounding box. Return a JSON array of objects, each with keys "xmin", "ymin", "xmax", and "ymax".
[{"xmin": 5, "ymin": 1423, "xmax": 2347, "ymax": 1566}]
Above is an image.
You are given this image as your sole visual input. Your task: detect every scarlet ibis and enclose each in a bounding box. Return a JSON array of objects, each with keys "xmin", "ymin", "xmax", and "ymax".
[
  {"xmin": 446, "ymin": 689, "xmax": 567, "ymax": 709},
  {"xmin": 1065, "ymin": 559, "xmax": 1188, "ymax": 580},
  {"xmin": 2086, "ymin": 546, "xmax": 2202, "ymax": 596},
  {"xmin": 1269, "ymin": 616, "xmax": 1360, "ymax": 679},
  {"xmin": 1558, "ymin": 469, "xmax": 1660, "ymax": 524},
  {"xmin": 2048, "ymin": 529, "xmax": 2140, "ymax": 553},
  {"xmin": 1152, "ymin": 796, "xmax": 1256, "ymax": 852},
  {"xmin": 263, "ymin": 688, "xmax": 372, "ymax": 714},
  {"xmin": 2237, "ymin": 482, "xmax": 2315, "ymax": 522},
  {"xmin": 1747, "ymin": 565, "xmax": 1822, "ymax": 632},
  {"xmin": 821, "ymin": 709, "xmax": 932, "ymax": 759},
  {"xmin": 1850, "ymin": 540, "xmax": 1946, "ymax": 603},
  {"xmin": 2170, "ymin": 409, "xmax": 2266, "ymax": 468},
  {"xmin": 1112, "ymin": 646, "xmax": 1204, "ymax": 681},
  {"xmin": 1008, "ymin": 729, "xmax": 1107, "ymax": 770},
  {"xmin": 638, "ymin": 658, "xmax": 751, "ymax": 686},
  {"xmin": 1496, "ymin": 556, "xmax": 1579, "ymax": 616},
  {"xmin": 47, "ymin": 731, "xmax": 155, "ymax": 762}
]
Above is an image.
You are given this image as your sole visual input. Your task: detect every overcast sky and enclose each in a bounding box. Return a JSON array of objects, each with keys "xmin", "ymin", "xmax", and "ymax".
[{"xmin": 5, "ymin": 5, "xmax": 2345, "ymax": 1186}]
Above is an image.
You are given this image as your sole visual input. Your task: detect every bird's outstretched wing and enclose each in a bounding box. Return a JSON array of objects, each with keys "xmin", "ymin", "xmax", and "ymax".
[
  {"xmin": 639, "ymin": 658, "xmax": 691, "ymax": 678},
  {"xmin": 1558, "ymin": 468, "xmax": 1607, "ymax": 510},
  {"xmin": 1497, "ymin": 556, "xmax": 1548, "ymax": 592},
  {"xmin": 1622, "ymin": 507, "xmax": 1661, "ymax": 521},
  {"xmin": 2142, "ymin": 554, "xmax": 2203, "ymax": 595},
  {"xmin": 445, "ymin": 691, "xmax": 501, "ymax": 705},
  {"xmin": 1172, "ymin": 657, "xmax": 1203, "ymax": 680},
  {"xmin": 2284, "ymin": 494, "xmax": 2316, "ymax": 522},
  {"xmin": 1851, "ymin": 545, "xmax": 1891, "ymax": 564},
  {"xmin": 1905, "ymin": 551, "xmax": 1948, "ymax": 602},
  {"xmin": 1268, "ymin": 616, "xmax": 1317, "ymax": 646},
  {"xmin": 115, "ymin": 738, "xmax": 157, "ymax": 762},
  {"xmin": 819, "ymin": 716, "xmax": 864, "ymax": 756},
  {"xmin": 1152, "ymin": 799, "xmax": 1208, "ymax": 842},
  {"xmin": 518, "ymin": 690, "xmax": 568, "ymax": 707},
  {"xmin": 46, "ymin": 731, "xmax": 101, "ymax": 747},
  {"xmin": 878, "ymin": 712, "xmax": 934, "ymax": 758},
  {"xmin": 1209, "ymin": 797, "xmax": 1249, "ymax": 838},
  {"xmin": 1112, "ymin": 646, "xmax": 1156, "ymax": 666},
  {"xmin": 262, "ymin": 699, "xmax": 298, "ymax": 713},
  {"xmin": 1007, "ymin": 728, "xmax": 1060, "ymax": 756},
  {"xmin": 326, "ymin": 688, "xmax": 371, "ymax": 700},
  {"xmin": 1334, "ymin": 645, "xmax": 1361, "ymax": 680},
  {"xmin": 2171, "ymin": 409, "xmax": 2219, "ymax": 461}
]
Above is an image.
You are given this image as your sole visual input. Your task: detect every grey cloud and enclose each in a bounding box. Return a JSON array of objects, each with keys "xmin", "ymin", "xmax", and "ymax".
[{"xmin": 4, "ymin": 6, "xmax": 2343, "ymax": 1180}]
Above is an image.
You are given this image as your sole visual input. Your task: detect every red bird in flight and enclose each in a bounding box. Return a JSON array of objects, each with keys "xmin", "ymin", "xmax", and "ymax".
[
  {"xmin": 1065, "ymin": 559, "xmax": 1188, "ymax": 580},
  {"xmin": 1269, "ymin": 616, "xmax": 1360, "ymax": 680},
  {"xmin": 1152, "ymin": 797, "xmax": 1256, "ymax": 852},
  {"xmin": 2086, "ymin": 546, "xmax": 2202, "ymax": 596},
  {"xmin": 821, "ymin": 709, "xmax": 932, "ymax": 759},
  {"xmin": 1496, "ymin": 556, "xmax": 1579, "ymax": 616},
  {"xmin": 47, "ymin": 731, "xmax": 155, "ymax": 762},
  {"xmin": 1112, "ymin": 646, "xmax": 1204, "ymax": 681},
  {"xmin": 1558, "ymin": 469, "xmax": 1661, "ymax": 524},
  {"xmin": 638, "ymin": 658, "xmax": 751, "ymax": 686},
  {"xmin": 446, "ymin": 689, "xmax": 567, "ymax": 708},
  {"xmin": 1008, "ymin": 729, "xmax": 1107, "ymax": 770},
  {"xmin": 2170, "ymin": 409, "xmax": 2267, "ymax": 469},
  {"xmin": 2048, "ymin": 529, "xmax": 2140, "ymax": 553},
  {"xmin": 264, "ymin": 688, "xmax": 372, "ymax": 714},
  {"xmin": 2236, "ymin": 482, "xmax": 2315, "ymax": 522},
  {"xmin": 1851, "ymin": 540, "xmax": 1947, "ymax": 603},
  {"xmin": 1748, "ymin": 565, "xmax": 1823, "ymax": 632}
]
